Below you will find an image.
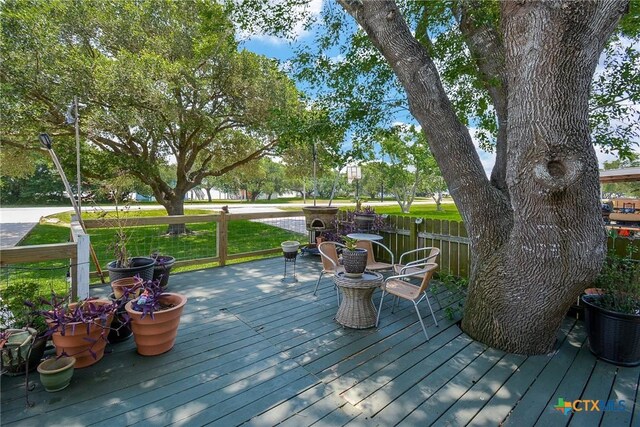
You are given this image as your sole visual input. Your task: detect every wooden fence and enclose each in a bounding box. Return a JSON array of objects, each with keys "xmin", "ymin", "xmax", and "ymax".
[
  {"xmin": 0, "ymin": 222, "xmax": 90, "ymax": 299},
  {"xmin": 2, "ymin": 210, "xmax": 638, "ymax": 297},
  {"xmin": 375, "ymin": 216, "xmax": 470, "ymax": 278},
  {"xmin": 81, "ymin": 210, "xmax": 306, "ymax": 275},
  {"xmin": 375, "ymin": 215, "xmax": 640, "ymax": 280}
]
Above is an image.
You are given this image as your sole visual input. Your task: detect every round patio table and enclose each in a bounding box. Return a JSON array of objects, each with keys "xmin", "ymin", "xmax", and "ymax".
[
  {"xmin": 346, "ymin": 233, "xmax": 383, "ymax": 241},
  {"xmin": 333, "ymin": 271, "xmax": 383, "ymax": 329}
]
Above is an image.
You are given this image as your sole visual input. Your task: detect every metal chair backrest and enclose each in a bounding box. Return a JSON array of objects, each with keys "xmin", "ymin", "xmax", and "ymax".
[
  {"xmin": 398, "ymin": 247, "xmax": 440, "ymax": 267},
  {"xmin": 318, "ymin": 241, "xmax": 345, "ymax": 272},
  {"xmin": 416, "ymin": 263, "xmax": 438, "ymax": 294},
  {"xmin": 386, "ymin": 262, "xmax": 438, "ymax": 297},
  {"xmin": 356, "ymin": 239, "xmax": 395, "ymax": 265}
]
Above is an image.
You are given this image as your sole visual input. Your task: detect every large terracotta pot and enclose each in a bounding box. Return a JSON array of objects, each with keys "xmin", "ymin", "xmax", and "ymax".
[
  {"xmin": 49, "ymin": 301, "xmax": 114, "ymax": 369},
  {"xmin": 125, "ymin": 293, "xmax": 187, "ymax": 356},
  {"xmin": 110, "ymin": 276, "xmax": 143, "ymax": 299}
]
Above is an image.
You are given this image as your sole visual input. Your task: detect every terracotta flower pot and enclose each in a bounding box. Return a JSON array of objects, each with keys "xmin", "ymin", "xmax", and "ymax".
[
  {"xmin": 125, "ymin": 293, "xmax": 187, "ymax": 356},
  {"xmin": 110, "ymin": 276, "xmax": 143, "ymax": 299},
  {"xmin": 38, "ymin": 356, "xmax": 75, "ymax": 392},
  {"xmin": 49, "ymin": 301, "xmax": 114, "ymax": 368}
]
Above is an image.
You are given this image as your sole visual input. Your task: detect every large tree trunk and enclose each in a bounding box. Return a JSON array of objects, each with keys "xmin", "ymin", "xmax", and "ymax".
[
  {"xmin": 339, "ymin": 0, "xmax": 626, "ymax": 354},
  {"xmin": 164, "ymin": 196, "xmax": 188, "ymax": 235},
  {"xmin": 460, "ymin": 0, "xmax": 619, "ymax": 353},
  {"xmin": 146, "ymin": 182, "xmax": 190, "ymax": 235}
]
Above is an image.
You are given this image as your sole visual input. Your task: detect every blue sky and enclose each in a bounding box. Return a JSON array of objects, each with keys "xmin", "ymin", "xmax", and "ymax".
[{"xmin": 243, "ymin": 33, "xmax": 502, "ymax": 176}]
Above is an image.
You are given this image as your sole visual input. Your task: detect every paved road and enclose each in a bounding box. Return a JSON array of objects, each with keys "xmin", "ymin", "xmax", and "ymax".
[
  {"xmin": 0, "ymin": 201, "xmax": 406, "ymax": 248},
  {"xmin": 0, "ymin": 207, "xmax": 76, "ymax": 248}
]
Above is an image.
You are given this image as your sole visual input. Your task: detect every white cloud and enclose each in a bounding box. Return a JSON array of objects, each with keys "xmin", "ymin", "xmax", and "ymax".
[
  {"xmin": 238, "ymin": 0, "xmax": 323, "ymax": 45},
  {"xmin": 467, "ymin": 127, "xmax": 496, "ymax": 177},
  {"xmin": 595, "ymin": 147, "xmax": 619, "ymax": 169}
]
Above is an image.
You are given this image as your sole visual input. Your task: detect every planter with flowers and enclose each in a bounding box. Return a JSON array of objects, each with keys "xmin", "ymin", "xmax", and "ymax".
[
  {"xmin": 582, "ymin": 245, "xmax": 640, "ymax": 366},
  {"xmin": 1, "ymin": 282, "xmax": 50, "ymax": 375},
  {"xmin": 38, "ymin": 296, "xmax": 117, "ymax": 368},
  {"xmin": 150, "ymin": 253, "xmax": 176, "ymax": 290},
  {"xmin": 125, "ymin": 279, "xmax": 187, "ymax": 356}
]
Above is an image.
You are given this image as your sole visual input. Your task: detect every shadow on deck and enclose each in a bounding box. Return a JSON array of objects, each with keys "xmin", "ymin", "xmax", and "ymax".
[{"xmin": 2, "ymin": 256, "xmax": 639, "ymax": 426}]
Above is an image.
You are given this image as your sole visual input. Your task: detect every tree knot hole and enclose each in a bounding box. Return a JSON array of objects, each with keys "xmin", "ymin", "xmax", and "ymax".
[{"xmin": 547, "ymin": 160, "xmax": 566, "ymax": 178}]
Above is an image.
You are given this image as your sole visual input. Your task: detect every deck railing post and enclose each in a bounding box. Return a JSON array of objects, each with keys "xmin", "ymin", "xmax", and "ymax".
[
  {"xmin": 70, "ymin": 218, "xmax": 90, "ymax": 299},
  {"xmin": 409, "ymin": 218, "xmax": 419, "ymax": 262},
  {"xmin": 75, "ymin": 232, "xmax": 90, "ymax": 299},
  {"xmin": 218, "ymin": 210, "xmax": 228, "ymax": 267}
]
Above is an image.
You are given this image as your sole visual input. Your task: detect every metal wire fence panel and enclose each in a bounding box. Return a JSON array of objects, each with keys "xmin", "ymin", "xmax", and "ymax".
[
  {"xmin": 229, "ymin": 216, "xmax": 306, "ymax": 255},
  {"xmin": 0, "ymin": 262, "xmax": 75, "ymax": 311},
  {"xmin": 88, "ymin": 221, "xmax": 217, "ymax": 270}
]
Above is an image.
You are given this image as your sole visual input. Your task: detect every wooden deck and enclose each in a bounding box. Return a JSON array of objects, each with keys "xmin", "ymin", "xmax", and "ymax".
[{"xmin": 2, "ymin": 256, "xmax": 639, "ymax": 426}]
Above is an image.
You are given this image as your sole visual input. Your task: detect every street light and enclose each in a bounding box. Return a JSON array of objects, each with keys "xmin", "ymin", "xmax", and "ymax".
[
  {"xmin": 346, "ymin": 165, "xmax": 362, "ymax": 203},
  {"xmin": 38, "ymin": 133, "xmax": 52, "ymax": 149},
  {"xmin": 38, "ymin": 132, "xmax": 105, "ymax": 283}
]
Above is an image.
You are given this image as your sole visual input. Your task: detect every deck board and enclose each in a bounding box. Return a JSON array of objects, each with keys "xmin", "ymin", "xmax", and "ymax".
[
  {"xmin": 2, "ymin": 256, "xmax": 638, "ymax": 426},
  {"xmin": 501, "ymin": 318, "xmax": 586, "ymax": 427},
  {"xmin": 568, "ymin": 359, "xmax": 617, "ymax": 427},
  {"xmin": 600, "ymin": 366, "xmax": 640, "ymax": 426}
]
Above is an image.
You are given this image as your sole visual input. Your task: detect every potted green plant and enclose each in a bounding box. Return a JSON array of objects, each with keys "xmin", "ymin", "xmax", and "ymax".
[
  {"xmin": 581, "ymin": 245, "xmax": 640, "ymax": 366},
  {"xmin": 100, "ymin": 201, "xmax": 155, "ymax": 282},
  {"xmin": 37, "ymin": 295, "xmax": 118, "ymax": 368},
  {"xmin": 341, "ymin": 236, "xmax": 368, "ymax": 278},
  {"xmin": 150, "ymin": 252, "xmax": 176, "ymax": 289},
  {"xmin": 124, "ymin": 279, "xmax": 187, "ymax": 356},
  {"xmin": 0, "ymin": 282, "xmax": 49, "ymax": 375}
]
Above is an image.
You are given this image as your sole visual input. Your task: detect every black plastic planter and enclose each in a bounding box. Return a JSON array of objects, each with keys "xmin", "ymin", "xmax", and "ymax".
[
  {"xmin": 151, "ymin": 255, "xmax": 176, "ymax": 289},
  {"xmin": 107, "ymin": 257, "xmax": 155, "ymax": 282},
  {"xmin": 582, "ymin": 294, "xmax": 640, "ymax": 366}
]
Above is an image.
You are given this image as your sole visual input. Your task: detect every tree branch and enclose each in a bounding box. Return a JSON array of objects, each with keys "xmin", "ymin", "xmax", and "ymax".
[
  {"xmin": 456, "ymin": 0, "xmax": 509, "ymax": 193},
  {"xmin": 200, "ymin": 137, "xmax": 280, "ymax": 181},
  {"xmin": 337, "ymin": 0, "xmax": 508, "ymax": 236}
]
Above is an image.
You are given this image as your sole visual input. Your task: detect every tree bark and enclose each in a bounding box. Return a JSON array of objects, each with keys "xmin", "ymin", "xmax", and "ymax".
[
  {"xmin": 164, "ymin": 195, "xmax": 189, "ymax": 235},
  {"xmin": 339, "ymin": 0, "xmax": 627, "ymax": 354}
]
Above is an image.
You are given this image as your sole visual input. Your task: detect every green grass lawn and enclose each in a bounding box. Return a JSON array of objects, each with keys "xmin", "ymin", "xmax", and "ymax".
[
  {"xmin": 364, "ymin": 203, "xmax": 462, "ymax": 221},
  {"xmin": 6, "ymin": 201, "xmax": 461, "ymax": 296},
  {"xmin": 275, "ymin": 199, "xmax": 463, "ymax": 221},
  {"xmin": 10, "ymin": 209, "xmax": 305, "ymax": 295},
  {"xmin": 49, "ymin": 208, "xmax": 212, "ymax": 224}
]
